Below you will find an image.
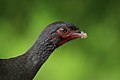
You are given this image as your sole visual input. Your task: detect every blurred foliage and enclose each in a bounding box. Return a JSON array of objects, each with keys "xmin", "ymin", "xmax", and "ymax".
[{"xmin": 0, "ymin": 0, "xmax": 120, "ymax": 80}]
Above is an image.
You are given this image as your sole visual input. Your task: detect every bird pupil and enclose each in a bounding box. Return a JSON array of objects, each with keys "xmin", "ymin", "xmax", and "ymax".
[{"xmin": 60, "ymin": 27, "xmax": 67, "ymax": 34}]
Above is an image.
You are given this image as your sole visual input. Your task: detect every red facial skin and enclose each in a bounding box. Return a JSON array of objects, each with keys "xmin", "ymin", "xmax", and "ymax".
[{"xmin": 56, "ymin": 26, "xmax": 81, "ymax": 46}]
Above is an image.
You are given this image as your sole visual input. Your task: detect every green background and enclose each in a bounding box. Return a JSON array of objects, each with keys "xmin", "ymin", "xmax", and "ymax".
[{"xmin": 0, "ymin": 0, "xmax": 120, "ymax": 80}]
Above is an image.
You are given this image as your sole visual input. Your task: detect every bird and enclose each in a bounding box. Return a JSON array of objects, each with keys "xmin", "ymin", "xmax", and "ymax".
[{"xmin": 0, "ymin": 21, "xmax": 87, "ymax": 80}]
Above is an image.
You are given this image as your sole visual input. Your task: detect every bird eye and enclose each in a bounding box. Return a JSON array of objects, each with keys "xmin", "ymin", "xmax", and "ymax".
[{"xmin": 59, "ymin": 27, "xmax": 68, "ymax": 34}]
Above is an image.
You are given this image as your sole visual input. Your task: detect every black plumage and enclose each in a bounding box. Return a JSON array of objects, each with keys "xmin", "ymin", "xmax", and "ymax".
[{"xmin": 0, "ymin": 21, "xmax": 87, "ymax": 80}]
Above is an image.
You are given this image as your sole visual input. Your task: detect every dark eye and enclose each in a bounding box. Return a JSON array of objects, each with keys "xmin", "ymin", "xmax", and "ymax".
[{"xmin": 60, "ymin": 27, "xmax": 68, "ymax": 34}]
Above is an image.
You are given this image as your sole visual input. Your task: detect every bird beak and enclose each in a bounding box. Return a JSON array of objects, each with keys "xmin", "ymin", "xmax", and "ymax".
[
  {"xmin": 72, "ymin": 30, "xmax": 88, "ymax": 39},
  {"xmin": 57, "ymin": 30, "xmax": 87, "ymax": 46}
]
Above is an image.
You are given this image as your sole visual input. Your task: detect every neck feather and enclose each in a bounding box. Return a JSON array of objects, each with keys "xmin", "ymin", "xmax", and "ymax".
[
  {"xmin": 25, "ymin": 36, "xmax": 55, "ymax": 67},
  {"xmin": 23, "ymin": 35, "xmax": 56, "ymax": 75},
  {"xmin": 2, "ymin": 35, "xmax": 56, "ymax": 79}
]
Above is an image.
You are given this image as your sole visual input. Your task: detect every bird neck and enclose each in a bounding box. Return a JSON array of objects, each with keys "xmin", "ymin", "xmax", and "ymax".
[
  {"xmin": 26, "ymin": 37, "xmax": 55, "ymax": 66},
  {"xmin": 0, "ymin": 35, "xmax": 56, "ymax": 80},
  {"xmin": 20, "ymin": 35, "xmax": 56, "ymax": 77}
]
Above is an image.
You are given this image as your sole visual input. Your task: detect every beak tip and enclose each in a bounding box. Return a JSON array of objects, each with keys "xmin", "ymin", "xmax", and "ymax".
[{"xmin": 80, "ymin": 31, "xmax": 88, "ymax": 39}]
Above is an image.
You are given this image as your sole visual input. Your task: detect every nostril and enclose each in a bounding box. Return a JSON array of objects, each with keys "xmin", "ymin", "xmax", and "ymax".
[{"xmin": 75, "ymin": 30, "xmax": 81, "ymax": 33}]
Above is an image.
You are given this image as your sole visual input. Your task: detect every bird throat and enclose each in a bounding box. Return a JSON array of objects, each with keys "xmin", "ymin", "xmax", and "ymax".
[
  {"xmin": 25, "ymin": 36, "xmax": 56, "ymax": 69},
  {"xmin": 57, "ymin": 35, "xmax": 78, "ymax": 46}
]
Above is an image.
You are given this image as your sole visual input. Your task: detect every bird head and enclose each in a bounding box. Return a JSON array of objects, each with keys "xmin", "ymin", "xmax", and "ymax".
[{"xmin": 40, "ymin": 21, "xmax": 87, "ymax": 47}]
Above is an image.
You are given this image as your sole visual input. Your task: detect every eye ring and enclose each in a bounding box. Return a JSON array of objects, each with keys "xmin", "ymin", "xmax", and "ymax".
[{"xmin": 59, "ymin": 27, "xmax": 69, "ymax": 34}]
